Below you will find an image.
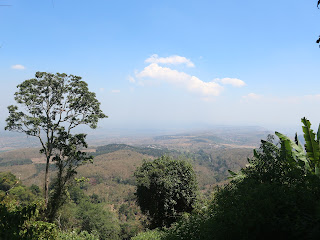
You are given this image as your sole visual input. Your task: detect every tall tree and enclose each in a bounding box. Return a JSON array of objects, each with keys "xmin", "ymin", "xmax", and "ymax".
[{"xmin": 5, "ymin": 72, "xmax": 107, "ymax": 207}]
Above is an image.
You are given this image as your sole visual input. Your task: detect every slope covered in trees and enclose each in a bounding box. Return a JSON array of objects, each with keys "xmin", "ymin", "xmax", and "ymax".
[
  {"xmin": 134, "ymin": 118, "xmax": 320, "ymax": 240},
  {"xmin": 0, "ymin": 141, "xmax": 253, "ymax": 239}
]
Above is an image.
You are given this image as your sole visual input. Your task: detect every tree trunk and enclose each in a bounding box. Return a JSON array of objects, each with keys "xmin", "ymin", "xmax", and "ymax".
[{"xmin": 44, "ymin": 155, "xmax": 50, "ymax": 207}]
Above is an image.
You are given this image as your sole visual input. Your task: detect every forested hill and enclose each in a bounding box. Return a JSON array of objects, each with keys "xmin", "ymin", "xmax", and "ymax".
[
  {"xmin": 93, "ymin": 144, "xmax": 176, "ymax": 158},
  {"xmin": 0, "ymin": 140, "xmax": 253, "ymax": 239}
]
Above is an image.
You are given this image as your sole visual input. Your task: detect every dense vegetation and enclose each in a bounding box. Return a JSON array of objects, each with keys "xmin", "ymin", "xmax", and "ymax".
[
  {"xmin": 135, "ymin": 156, "xmax": 197, "ymax": 228},
  {"xmin": 0, "ymin": 158, "xmax": 32, "ymax": 167},
  {"xmin": 133, "ymin": 118, "xmax": 320, "ymax": 240},
  {"xmin": 0, "ymin": 142, "xmax": 253, "ymax": 239},
  {"xmin": 94, "ymin": 144, "xmax": 174, "ymax": 158},
  {"xmin": 0, "ymin": 172, "xmax": 120, "ymax": 239}
]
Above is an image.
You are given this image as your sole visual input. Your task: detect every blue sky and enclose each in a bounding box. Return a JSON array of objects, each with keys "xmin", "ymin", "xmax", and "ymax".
[{"xmin": 1, "ymin": 0, "xmax": 320, "ymax": 133}]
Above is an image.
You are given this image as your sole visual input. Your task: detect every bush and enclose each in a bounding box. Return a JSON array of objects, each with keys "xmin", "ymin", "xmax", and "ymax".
[
  {"xmin": 0, "ymin": 202, "xmax": 57, "ymax": 240},
  {"xmin": 76, "ymin": 199, "xmax": 120, "ymax": 240},
  {"xmin": 132, "ymin": 229, "xmax": 165, "ymax": 240},
  {"xmin": 57, "ymin": 230, "xmax": 99, "ymax": 240}
]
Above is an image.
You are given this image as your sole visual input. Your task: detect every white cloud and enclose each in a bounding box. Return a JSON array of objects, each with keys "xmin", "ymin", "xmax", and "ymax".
[
  {"xmin": 145, "ymin": 54, "xmax": 195, "ymax": 67},
  {"xmin": 11, "ymin": 64, "xmax": 26, "ymax": 70},
  {"xmin": 215, "ymin": 78, "xmax": 246, "ymax": 87},
  {"xmin": 136, "ymin": 63, "xmax": 223, "ymax": 96},
  {"xmin": 99, "ymin": 88, "xmax": 105, "ymax": 92},
  {"xmin": 128, "ymin": 75, "xmax": 136, "ymax": 83},
  {"xmin": 111, "ymin": 90, "xmax": 120, "ymax": 93},
  {"xmin": 242, "ymin": 93, "xmax": 262, "ymax": 100}
]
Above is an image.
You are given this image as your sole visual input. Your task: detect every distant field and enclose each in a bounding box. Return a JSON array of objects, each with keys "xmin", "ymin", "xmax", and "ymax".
[
  {"xmin": 0, "ymin": 141, "xmax": 253, "ymax": 192},
  {"xmin": 0, "ymin": 126, "xmax": 264, "ymax": 189}
]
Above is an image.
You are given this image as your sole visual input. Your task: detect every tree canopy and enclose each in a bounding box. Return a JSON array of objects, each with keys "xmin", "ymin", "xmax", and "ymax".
[
  {"xmin": 5, "ymin": 72, "xmax": 107, "ymax": 217},
  {"xmin": 134, "ymin": 156, "xmax": 198, "ymax": 228}
]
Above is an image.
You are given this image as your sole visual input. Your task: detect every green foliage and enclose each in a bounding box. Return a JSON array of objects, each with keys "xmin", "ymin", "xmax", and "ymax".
[
  {"xmin": 0, "ymin": 201, "xmax": 57, "ymax": 240},
  {"xmin": 30, "ymin": 184, "xmax": 41, "ymax": 196},
  {"xmin": 23, "ymin": 220, "xmax": 57, "ymax": 240},
  {"xmin": 228, "ymin": 118, "xmax": 320, "ymax": 180},
  {"xmin": 118, "ymin": 202, "xmax": 143, "ymax": 239},
  {"xmin": 95, "ymin": 144, "xmax": 173, "ymax": 158},
  {"xmin": 0, "ymin": 171, "xmax": 18, "ymax": 192},
  {"xmin": 160, "ymin": 126, "xmax": 320, "ymax": 240},
  {"xmin": 46, "ymin": 132, "xmax": 95, "ymax": 221},
  {"xmin": 9, "ymin": 185, "xmax": 37, "ymax": 203},
  {"xmin": 0, "ymin": 202, "xmax": 37, "ymax": 239},
  {"xmin": 0, "ymin": 172, "xmax": 40, "ymax": 205},
  {"xmin": 57, "ymin": 230, "xmax": 99, "ymax": 240},
  {"xmin": 0, "ymin": 172, "xmax": 57, "ymax": 239},
  {"xmin": 206, "ymin": 177, "xmax": 320, "ymax": 240},
  {"xmin": 131, "ymin": 229, "xmax": 165, "ymax": 240},
  {"xmin": 275, "ymin": 132, "xmax": 310, "ymax": 171},
  {"xmin": 119, "ymin": 222, "xmax": 142, "ymax": 240},
  {"xmin": 162, "ymin": 211, "xmax": 209, "ymax": 240},
  {"xmin": 0, "ymin": 158, "xmax": 33, "ymax": 167},
  {"xmin": 184, "ymin": 147, "xmax": 251, "ymax": 183},
  {"xmin": 56, "ymin": 185, "xmax": 121, "ymax": 240},
  {"xmin": 76, "ymin": 199, "xmax": 120, "ymax": 240},
  {"xmin": 135, "ymin": 156, "xmax": 198, "ymax": 228},
  {"xmin": 240, "ymin": 135, "xmax": 307, "ymax": 184},
  {"xmin": 273, "ymin": 117, "xmax": 320, "ymax": 176},
  {"xmin": 301, "ymin": 117, "xmax": 320, "ymax": 174},
  {"xmin": 212, "ymin": 133, "xmax": 320, "ymax": 239}
]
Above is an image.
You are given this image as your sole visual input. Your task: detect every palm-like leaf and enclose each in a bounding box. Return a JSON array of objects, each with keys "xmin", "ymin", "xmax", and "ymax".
[
  {"xmin": 275, "ymin": 131, "xmax": 311, "ymax": 171},
  {"xmin": 301, "ymin": 117, "xmax": 320, "ymax": 175}
]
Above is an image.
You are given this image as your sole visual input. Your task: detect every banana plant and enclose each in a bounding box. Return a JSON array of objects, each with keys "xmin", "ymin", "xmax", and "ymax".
[
  {"xmin": 229, "ymin": 117, "xmax": 320, "ymax": 178},
  {"xmin": 276, "ymin": 117, "xmax": 320, "ymax": 176},
  {"xmin": 275, "ymin": 131, "xmax": 311, "ymax": 172}
]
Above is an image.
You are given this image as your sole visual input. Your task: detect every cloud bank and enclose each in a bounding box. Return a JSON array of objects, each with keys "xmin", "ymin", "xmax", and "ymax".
[
  {"xmin": 136, "ymin": 63, "xmax": 223, "ymax": 96},
  {"xmin": 133, "ymin": 54, "xmax": 246, "ymax": 98}
]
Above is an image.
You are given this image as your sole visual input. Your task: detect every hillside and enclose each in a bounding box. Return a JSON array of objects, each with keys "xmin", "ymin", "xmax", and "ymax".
[
  {"xmin": 0, "ymin": 142, "xmax": 253, "ymax": 194},
  {"xmin": 0, "ymin": 133, "xmax": 255, "ymax": 238}
]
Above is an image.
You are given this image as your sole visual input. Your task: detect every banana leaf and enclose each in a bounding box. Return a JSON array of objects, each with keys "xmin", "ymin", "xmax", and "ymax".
[
  {"xmin": 301, "ymin": 117, "xmax": 320, "ymax": 174},
  {"xmin": 275, "ymin": 131, "xmax": 311, "ymax": 172}
]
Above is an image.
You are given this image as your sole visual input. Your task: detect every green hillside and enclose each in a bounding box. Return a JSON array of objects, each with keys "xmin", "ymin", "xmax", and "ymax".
[{"xmin": 0, "ymin": 142, "xmax": 253, "ymax": 239}]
